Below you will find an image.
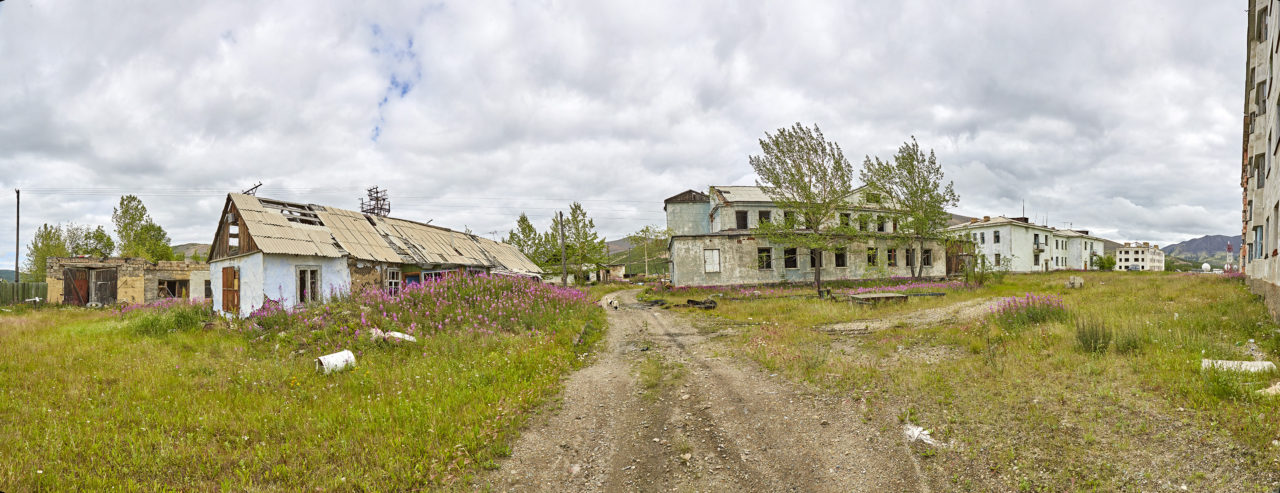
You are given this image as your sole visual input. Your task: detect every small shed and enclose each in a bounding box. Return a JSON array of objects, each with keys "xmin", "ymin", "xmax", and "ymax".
[{"xmin": 45, "ymin": 257, "xmax": 210, "ymax": 306}]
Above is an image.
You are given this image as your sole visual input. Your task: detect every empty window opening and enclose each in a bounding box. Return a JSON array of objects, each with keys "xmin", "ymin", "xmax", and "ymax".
[
  {"xmin": 922, "ymin": 249, "xmax": 933, "ymax": 267},
  {"xmin": 757, "ymin": 248, "xmax": 773, "ymax": 270},
  {"xmin": 834, "ymin": 248, "xmax": 847, "ymax": 268},
  {"xmin": 888, "ymin": 249, "xmax": 898, "ymax": 267},
  {"xmin": 906, "ymin": 248, "xmax": 915, "ymax": 267},
  {"xmin": 298, "ymin": 267, "xmax": 321, "ymax": 302},
  {"xmin": 784, "ymin": 248, "xmax": 798, "ymax": 269},
  {"xmin": 867, "ymin": 247, "xmax": 878, "ymax": 266},
  {"xmin": 735, "ymin": 210, "xmax": 749, "ymax": 229},
  {"xmin": 758, "ymin": 210, "xmax": 771, "ymax": 224},
  {"xmin": 158, "ymin": 279, "xmax": 189, "ymax": 299}
]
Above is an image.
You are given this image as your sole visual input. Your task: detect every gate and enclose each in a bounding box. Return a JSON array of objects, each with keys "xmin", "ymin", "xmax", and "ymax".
[
  {"xmin": 91, "ymin": 269, "xmax": 118, "ymax": 305},
  {"xmin": 63, "ymin": 268, "xmax": 90, "ymax": 306}
]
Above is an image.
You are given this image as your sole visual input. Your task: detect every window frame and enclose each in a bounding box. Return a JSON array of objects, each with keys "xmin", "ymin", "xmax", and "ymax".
[
  {"xmin": 784, "ymin": 248, "xmax": 798, "ymax": 269},
  {"xmin": 757, "ymin": 247, "xmax": 773, "ymax": 270},
  {"xmin": 921, "ymin": 249, "xmax": 933, "ymax": 267},
  {"xmin": 834, "ymin": 248, "xmax": 847, "ymax": 268},
  {"xmin": 297, "ymin": 265, "xmax": 322, "ymax": 303},
  {"xmin": 703, "ymin": 249, "xmax": 721, "ymax": 273},
  {"xmin": 867, "ymin": 247, "xmax": 878, "ymax": 266},
  {"xmin": 888, "ymin": 248, "xmax": 898, "ymax": 267},
  {"xmin": 385, "ymin": 267, "xmax": 401, "ymax": 296},
  {"xmin": 735, "ymin": 210, "xmax": 749, "ymax": 230}
]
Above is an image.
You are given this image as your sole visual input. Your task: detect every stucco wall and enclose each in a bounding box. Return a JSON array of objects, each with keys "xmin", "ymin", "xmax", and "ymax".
[
  {"xmin": 670, "ymin": 235, "xmax": 943, "ymax": 287},
  {"xmin": 666, "ymin": 202, "xmax": 711, "ymax": 236},
  {"xmin": 211, "ymin": 253, "xmax": 264, "ymax": 317},
  {"xmin": 189, "ymin": 268, "xmax": 211, "ymax": 300},
  {"xmin": 262, "ymin": 255, "xmax": 350, "ymax": 308}
]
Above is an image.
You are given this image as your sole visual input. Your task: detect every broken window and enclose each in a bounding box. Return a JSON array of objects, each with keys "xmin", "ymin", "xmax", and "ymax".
[
  {"xmin": 858, "ymin": 215, "xmax": 869, "ymax": 231},
  {"xmin": 865, "ymin": 192, "xmax": 881, "ymax": 204},
  {"xmin": 204, "ymin": 280, "xmax": 213, "ymax": 299},
  {"xmin": 876, "ymin": 217, "xmax": 886, "ymax": 233},
  {"xmin": 980, "ymin": 232, "xmax": 985, "ymax": 244},
  {"xmin": 922, "ymin": 249, "xmax": 933, "ymax": 267},
  {"xmin": 834, "ymin": 248, "xmax": 847, "ymax": 268},
  {"xmin": 1261, "ymin": 7, "xmax": 1270, "ymax": 41},
  {"xmin": 784, "ymin": 248, "xmax": 798, "ymax": 269},
  {"xmin": 703, "ymin": 250, "xmax": 721, "ymax": 273},
  {"xmin": 867, "ymin": 247, "xmax": 878, "ymax": 266},
  {"xmin": 888, "ymin": 249, "xmax": 897, "ymax": 267},
  {"xmin": 226, "ymin": 211, "xmax": 240, "ymax": 256},
  {"xmin": 809, "ymin": 250, "xmax": 820, "ymax": 270},
  {"xmin": 758, "ymin": 210, "xmax": 771, "ymax": 224},
  {"xmin": 757, "ymin": 248, "xmax": 773, "ymax": 270},
  {"xmin": 158, "ymin": 279, "xmax": 189, "ymax": 299},
  {"xmin": 386, "ymin": 267, "xmax": 402, "ymax": 295},
  {"xmin": 298, "ymin": 267, "xmax": 321, "ymax": 302},
  {"xmin": 735, "ymin": 210, "xmax": 749, "ymax": 229},
  {"xmin": 839, "ymin": 213, "xmax": 851, "ymax": 227},
  {"xmin": 783, "ymin": 211, "xmax": 798, "ymax": 228},
  {"xmin": 994, "ymin": 231, "xmax": 1000, "ymax": 244},
  {"xmin": 994, "ymin": 253, "xmax": 1002, "ymax": 266},
  {"xmin": 906, "ymin": 248, "xmax": 915, "ymax": 267}
]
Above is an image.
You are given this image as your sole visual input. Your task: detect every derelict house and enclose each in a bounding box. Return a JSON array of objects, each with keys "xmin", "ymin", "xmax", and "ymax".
[
  {"xmin": 664, "ymin": 186, "xmax": 950, "ymax": 287},
  {"xmin": 208, "ymin": 194, "xmax": 543, "ymax": 317},
  {"xmin": 45, "ymin": 257, "xmax": 209, "ymax": 306}
]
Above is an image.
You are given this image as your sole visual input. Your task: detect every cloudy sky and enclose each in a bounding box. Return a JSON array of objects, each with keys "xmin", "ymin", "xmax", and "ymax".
[{"xmin": 0, "ymin": 1, "xmax": 1246, "ymax": 270}]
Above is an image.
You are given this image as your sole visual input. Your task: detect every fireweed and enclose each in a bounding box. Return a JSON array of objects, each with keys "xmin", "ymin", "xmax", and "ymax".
[{"xmin": 988, "ymin": 293, "xmax": 1069, "ymax": 330}]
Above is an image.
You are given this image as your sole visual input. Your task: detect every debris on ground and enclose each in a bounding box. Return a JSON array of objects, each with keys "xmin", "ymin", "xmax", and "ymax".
[
  {"xmin": 1201, "ymin": 359, "xmax": 1277, "ymax": 372},
  {"xmin": 369, "ymin": 328, "xmax": 419, "ymax": 343},
  {"xmin": 316, "ymin": 350, "xmax": 356, "ymax": 374},
  {"xmin": 1258, "ymin": 382, "xmax": 1280, "ymax": 396},
  {"xmin": 1065, "ymin": 276, "xmax": 1085, "ymax": 289},
  {"xmin": 677, "ymin": 299, "xmax": 717, "ymax": 310},
  {"xmin": 903, "ymin": 424, "xmax": 947, "ymax": 448}
]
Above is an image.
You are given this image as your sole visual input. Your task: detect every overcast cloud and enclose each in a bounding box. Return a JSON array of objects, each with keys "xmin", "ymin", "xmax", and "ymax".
[{"xmin": 0, "ymin": 1, "xmax": 1246, "ymax": 269}]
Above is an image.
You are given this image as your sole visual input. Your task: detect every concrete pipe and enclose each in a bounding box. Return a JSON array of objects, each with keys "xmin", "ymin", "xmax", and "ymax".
[{"xmin": 316, "ymin": 350, "xmax": 356, "ymax": 374}]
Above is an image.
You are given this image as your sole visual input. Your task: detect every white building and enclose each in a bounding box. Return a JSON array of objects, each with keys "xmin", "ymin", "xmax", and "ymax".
[
  {"xmin": 1243, "ymin": 0, "xmax": 1280, "ymax": 316},
  {"xmin": 947, "ymin": 216, "xmax": 1105, "ymax": 272},
  {"xmin": 1114, "ymin": 242, "xmax": 1165, "ymax": 272}
]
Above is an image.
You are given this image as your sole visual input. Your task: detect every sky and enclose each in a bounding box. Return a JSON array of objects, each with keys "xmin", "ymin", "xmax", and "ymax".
[{"xmin": 0, "ymin": 1, "xmax": 1248, "ymax": 271}]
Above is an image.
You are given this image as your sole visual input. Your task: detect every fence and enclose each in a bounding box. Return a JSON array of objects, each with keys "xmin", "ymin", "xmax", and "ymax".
[{"xmin": 0, "ymin": 282, "xmax": 48, "ymax": 305}]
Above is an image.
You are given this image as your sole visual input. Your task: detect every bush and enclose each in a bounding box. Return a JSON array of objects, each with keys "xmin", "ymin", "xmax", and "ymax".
[
  {"xmin": 122, "ymin": 298, "xmax": 213, "ymax": 336},
  {"xmin": 990, "ymin": 293, "xmax": 1069, "ymax": 331},
  {"xmin": 1112, "ymin": 330, "xmax": 1143, "ymax": 354},
  {"xmin": 1075, "ymin": 318, "xmax": 1112, "ymax": 353}
]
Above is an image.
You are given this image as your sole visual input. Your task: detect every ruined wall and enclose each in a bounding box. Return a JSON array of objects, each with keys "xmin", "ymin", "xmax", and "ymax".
[{"xmin": 349, "ymin": 258, "xmax": 386, "ymax": 293}]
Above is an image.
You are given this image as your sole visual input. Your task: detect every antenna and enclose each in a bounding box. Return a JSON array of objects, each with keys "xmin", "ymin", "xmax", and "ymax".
[
  {"xmin": 242, "ymin": 182, "xmax": 263, "ymax": 196},
  {"xmin": 360, "ymin": 186, "xmax": 390, "ymax": 216},
  {"xmin": 1021, "ymin": 199, "xmax": 1025, "ymax": 217}
]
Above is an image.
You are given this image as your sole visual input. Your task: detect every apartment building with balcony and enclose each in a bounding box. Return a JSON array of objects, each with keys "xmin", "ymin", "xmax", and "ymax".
[{"xmin": 947, "ymin": 216, "xmax": 1104, "ymax": 272}]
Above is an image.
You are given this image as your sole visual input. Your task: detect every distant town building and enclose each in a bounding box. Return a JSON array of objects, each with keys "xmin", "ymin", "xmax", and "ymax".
[
  {"xmin": 1114, "ymin": 242, "xmax": 1165, "ymax": 272},
  {"xmin": 1242, "ymin": 0, "xmax": 1280, "ymax": 315},
  {"xmin": 664, "ymin": 186, "xmax": 948, "ymax": 287},
  {"xmin": 947, "ymin": 216, "xmax": 1105, "ymax": 272}
]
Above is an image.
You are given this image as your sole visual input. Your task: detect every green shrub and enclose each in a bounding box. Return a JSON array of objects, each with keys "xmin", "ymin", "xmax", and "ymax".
[
  {"xmin": 1112, "ymin": 330, "xmax": 1142, "ymax": 355},
  {"xmin": 121, "ymin": 299, "xmax": 213, "ymax": 336},
  {"xmin": 1075, "ymin": 318, "xmax": 1112, "ymax": 353}
]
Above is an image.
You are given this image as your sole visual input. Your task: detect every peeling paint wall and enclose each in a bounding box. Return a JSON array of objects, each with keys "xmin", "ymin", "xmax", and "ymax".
[
  {"xmin": 261, "ymin": 255, "xmax": 350, "ymax": 309},
  {"xmin": 670, "ymin": 235, "xmax": 944, "ymax": 287},
  {"xmin": 666, "ymin": 201, "xmax": 711, "ymax": 236},
  {"xmin": 212, "ymin": 253, "xmax": 264, "ymax": 317}
]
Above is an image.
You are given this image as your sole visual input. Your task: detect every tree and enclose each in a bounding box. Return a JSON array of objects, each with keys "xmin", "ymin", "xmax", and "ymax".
[
  {"xmin": 22, "ymin": 224, "xmax": 69, "ymax": 282},
  {"xmin": 505, "ymin": 213, "xmax": 550, "ymax": 267},
  {"xmin": 751, "ymin": 122, "xmax": 859, "ymax": 295},
  {"xmin": 626, "ymin": 225, "xmax": 671, "ymax": 278},
  {"xmin": 66, "ymin": 224, "xmax": 115, "ymax": 257},
  {"xmin": 113, "ymin": 195, "xmax": 173, "ymax": 261},
  {"xmin": 1095, "ymin": 253, "xmax": 1116, "ymax": 271},
  {"xmin": 553, "ymin": 202, "xmax": 608, "ymax": 285},
  {"xmin": 859, "ymin": 137, "xmax": 960, "ymax": 278}
]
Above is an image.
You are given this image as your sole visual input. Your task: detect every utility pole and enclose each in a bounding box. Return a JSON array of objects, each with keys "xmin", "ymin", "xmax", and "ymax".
[
  {"xmin": 14, "ymin": 189, "xmax": 18, "ymax": 282},
  {"xmin": 558, "ymin": 211, "xmax": 567, "ymax": 287}
]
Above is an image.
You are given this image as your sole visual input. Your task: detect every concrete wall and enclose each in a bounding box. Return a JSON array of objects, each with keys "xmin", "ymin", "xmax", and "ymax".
[
  {"xmin": 666, "ymin": 201, "xmax": 711, "ymax": 236},
  {"xmin": 189, "ymin": 268, "xmax": 211, "ymax": 300},
  {"xmin": 262, "ymin": 255, "xmax": 350, "ymax": 308},
  {"xmin": 669, "ymin": 235, "xmax": 943, "ymax": 287},
  {"xmin": 212, "ymin": 253, "xmax": 265, "ymax": 317},
  {"xmin": 45, "ymin": 257, "xmax": 206, "ymax": 305}
]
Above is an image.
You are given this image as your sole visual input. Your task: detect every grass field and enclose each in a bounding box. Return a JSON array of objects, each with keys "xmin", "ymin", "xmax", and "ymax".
[
  {"xmin": 0, "ymin": 273, "xmax": 605, "ymax": 491},
  {"xmin": 653, "ymin": 272, "xmax": 1280, "ymax": 491}
]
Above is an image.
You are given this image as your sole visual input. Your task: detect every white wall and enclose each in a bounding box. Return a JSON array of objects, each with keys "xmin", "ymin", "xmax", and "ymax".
[
  {"xmin": 211, "ymin": 252, "xmax": 264, "ymax": 317},
  {"xmin": 261, "ymin": 255, "xmax": 350, "ymax": 309}
]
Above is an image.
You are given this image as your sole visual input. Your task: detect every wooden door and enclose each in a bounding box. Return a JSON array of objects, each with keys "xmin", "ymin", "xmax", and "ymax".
[
  {"xmin": 221, "ymin": 267, "xmax": 240, "ymax": 314},
  {"xmin": 63, "ymin": 268, "xmax": 89, "ymax": 306},
  {"xmin": 91, "ymin": 269, "xmax": 118, "ymax": 305}
]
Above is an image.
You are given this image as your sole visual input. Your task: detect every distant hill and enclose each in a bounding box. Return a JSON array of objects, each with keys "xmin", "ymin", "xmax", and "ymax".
[
  {"xmin": 172, "ymin": 243, "xmax": 211, "ymax": 261},
  {"xmin": 1162, "ymin": 235, "xmax": 1240, "ymax": 267},
  {"xmin": 606, "ymin": 238, "xmax": 632, "ymax": 255},
  {"xmin": 0, "ymin": 270, "xmax": 14, "ymax": 282}
]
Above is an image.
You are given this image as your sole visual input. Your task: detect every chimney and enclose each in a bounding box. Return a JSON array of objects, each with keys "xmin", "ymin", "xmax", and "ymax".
[
  {"xmin": 983, "ymin": 216, "xmax": 991, "ymax": 222},
  {"xmin": 1124, "ymin": 242, "xmax": 1130, "ymax": 247},
  {"xmin": 969, "ymin": 218, "xmax": 978, "ymax": 224},
  {"xmin": 1010, "ymin": 217, "xmax": 1029, "ymax": 224}
]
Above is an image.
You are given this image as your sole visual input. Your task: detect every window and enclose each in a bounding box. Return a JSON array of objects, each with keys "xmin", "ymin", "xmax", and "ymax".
[
  {"xmin": 834, "ymin": 248, "xmax": 847, "ymax": 268},
  {"xmin": 994, "ymin": 231, "xmax": 1000, "ymax": 244},
  {"xmin": 877, "ymin": 217, "xmax": 886, "ymax": 232},
  {"xmin": 888, "ymin": 249, "xmax": 898, "ymax": 267},
  {"xmin": 840, "ymin": 212, "xmax": 851, "ymax": 227},
  {"xmin": 865, "ymin": 192, "xmax": 881, "ymax": 204},
  {"xmin": 867, "ymin": 247, "xmax": 878, "ymax": 266},
  {"xmin": 784, "ymin": 248, "xmax": 798, "ymax": 268},
  {"xmin": 385, "ymin": 268, "xmax": 401, "ymax": 296},
  {"xmin": 1259, "ymin": 81, "xmax": 1269, "ymax": 114},
  {"xmin": 203, "ymin": 280, "xmax": 213, "ymax": 299},
  {"xmin": 735, "ymin": 210, "xmax": 749, "ymax": 229},
  {"xmin": 906, "ymin": 248, "xmax": 915, "ymax": 267},
  {"xmin": 858, "ymin": 215, "xmax": 869, "ymax": 231},
  {"xmin": 922, "ymin": 249, "xmax": 933, "ymax": 267},
  {"xmin": 1261, "ymin": 7, "xmax": 1270, "ymax": 41},
  {"xmin": 757, "ymin": 248, "xmax": 773, "ymax": 269},
  {"xmin": 1034, "ymin": 252, "xmax": 1041, "ymax": 265},
  {"xmin": 758, "ymin": 210, "xmax": 771, "ymax": 224},
  {"xmin": 784, "ymin": 211, "xmax": 797, "ymax": 227},
  {"xmin": 298, "ymin": 266, "xmax": 321, "ymax": 302},
  {"xmin": 809, "ymin": 250, "xmax": 820, "ymax": 270},
  {"xmin": 892, "ymin": 219, "xmax": 898, "ymax": 233},
  {"xmin": 980, "ymin": 232, "xmax": 986, "ymax": 244},
  {"xmin": 1033, "ymin": 233, "xmax": 1040, "ymax": 247},
  {"xmin": 994, "ymin": 253, "xmax": 1002, "ymax": 266},
  {"xmin": 703, "ymin": 249, "xmax": 721, "ymax": 273}
]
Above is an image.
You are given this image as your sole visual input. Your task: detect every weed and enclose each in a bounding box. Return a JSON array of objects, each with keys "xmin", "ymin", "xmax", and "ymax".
[{"xmin": 1075, "ymin": 318, "xmax": 1112, "ymax": 354}]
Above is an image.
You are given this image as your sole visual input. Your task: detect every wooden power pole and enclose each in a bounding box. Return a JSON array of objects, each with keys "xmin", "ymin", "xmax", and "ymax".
[
  {"xmin": 14, "ymin": 189, "xmax": 18, "ymax": 282},
  {"xmin": 558, "ymin": 211, "xmax": 567, "ymax": 286}
]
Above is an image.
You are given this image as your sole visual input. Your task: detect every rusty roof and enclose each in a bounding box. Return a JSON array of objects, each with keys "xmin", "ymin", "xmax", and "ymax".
[{"xmin": 227, "ymin": 194, "xmax": 542, "ymax": 275}]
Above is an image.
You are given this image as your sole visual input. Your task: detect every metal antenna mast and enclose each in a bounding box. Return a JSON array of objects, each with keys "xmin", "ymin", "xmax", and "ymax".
[{"xmin": 360, "ymin": 186, "xmax": 390, "ymax": 216}]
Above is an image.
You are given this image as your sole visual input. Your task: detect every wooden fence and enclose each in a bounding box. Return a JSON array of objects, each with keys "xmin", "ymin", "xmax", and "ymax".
[{"xmin": 0, "ymin": 282, "xmax": 48, "ymax": 305}]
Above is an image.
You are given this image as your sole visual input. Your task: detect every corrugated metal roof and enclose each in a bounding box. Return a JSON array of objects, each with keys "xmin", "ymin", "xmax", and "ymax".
[{"xmin": 227, "ymin": 193, "xmax": 543, "ymax": 275}]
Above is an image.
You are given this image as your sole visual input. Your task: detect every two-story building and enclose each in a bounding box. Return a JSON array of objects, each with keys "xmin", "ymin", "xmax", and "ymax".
[
  {"xmin": 663, "ymin": 186, "xmax": 947, "ymax": 287},
  {"xmin": 947, "ymin": 216, "xmax": 1105, "ymax": 272}
]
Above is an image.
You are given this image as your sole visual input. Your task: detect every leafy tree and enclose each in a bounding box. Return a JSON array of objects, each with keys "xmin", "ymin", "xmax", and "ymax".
[
  {"xmin": 751, "ymin": 122, "xmax": 859, "ymax": 294},
  {"xmin": 505, "ymin": 213, "xmax": 550, "ymax": 267},
  {"xmin": 68, "ymin": 225, "xmax": 115, "ymax": 257},
  {"xmin": 113, "ymin": 195, "xmax": 173, "ymax": 261},
  {"xmin": 551, "ymin": 203, "xmax": 608, "ymax": 285},
  {"xmin": 859, "ymin": 137, "xmax": 960, "ymax": 278},
  {"xmin": 22, "ymin": 224, "xmax": 69, "ymax": 282},
  {"xmin": 1094, "ymin": 253, "xmax": 1116, "ymax": 271},
  {"xmin": 626, "ymin": 225, "xmax": 671, "ymax": 278}
]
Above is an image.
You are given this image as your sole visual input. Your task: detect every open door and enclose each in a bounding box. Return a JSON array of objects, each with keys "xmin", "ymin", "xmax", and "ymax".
[{"xmin": 221, "ymin": 267, "xmax": 240, "ymax": 314}]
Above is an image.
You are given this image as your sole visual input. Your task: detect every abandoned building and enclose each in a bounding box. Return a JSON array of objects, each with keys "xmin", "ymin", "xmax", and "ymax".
[
  {"xmin": 663, "ymin": 186, "xmax": 949, "ymax": 287},
  {"xmin": 1114, "ymin": 242, "xmax": 1165, "ymax": 272},
  {"xmin": 947, "ymin": 216, "xmax": 1106, "ymax": 272},
  {"xmin": 45, "ymin": 257, "xmax": 210, "ymax": 306},
  {"xmin": 208, "ymin": 193, "xmax": 543, "ymax": 317}
]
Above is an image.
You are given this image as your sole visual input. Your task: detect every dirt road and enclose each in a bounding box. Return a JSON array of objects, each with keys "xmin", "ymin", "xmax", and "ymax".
[{"xmin": 478, "ymin": 290, "xmax": 928, "ymax": 492}]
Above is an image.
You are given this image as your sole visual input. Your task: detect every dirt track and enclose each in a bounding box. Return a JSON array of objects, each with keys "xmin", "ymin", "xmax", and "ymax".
[{"xmin": 477, "ymin": 290, "xmax": 928, "ymax": 492}]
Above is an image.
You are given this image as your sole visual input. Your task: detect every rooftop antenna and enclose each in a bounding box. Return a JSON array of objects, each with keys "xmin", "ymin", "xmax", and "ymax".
[
  {"xmin": 360, "ymin": 186, "xmax": 390, "ymax": 216},
  {"xmin": 1021, "ymin": 199, "xmax": 1025, "ymax": 217},
  {"xmin": 242, "ymin": 182, "xmax": 263, "ymax": 196}
]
